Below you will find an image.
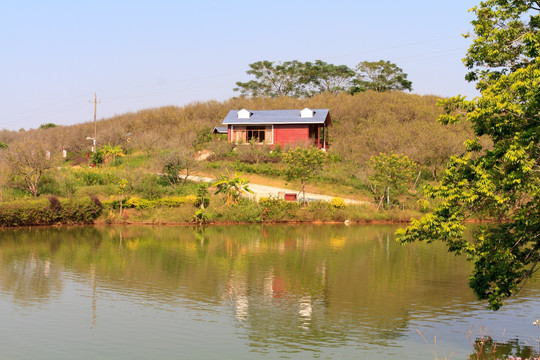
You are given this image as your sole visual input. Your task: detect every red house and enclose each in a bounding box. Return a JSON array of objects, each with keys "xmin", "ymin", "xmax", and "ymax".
[{"xmin": 222, "ymin": 108, "xmax": 331, "ymax": 149}]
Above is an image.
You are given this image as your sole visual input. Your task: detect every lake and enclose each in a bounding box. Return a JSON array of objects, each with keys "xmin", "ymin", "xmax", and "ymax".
[{"xmin": 0, "ymin": 224, "xmax": 539, "ymax": 359}]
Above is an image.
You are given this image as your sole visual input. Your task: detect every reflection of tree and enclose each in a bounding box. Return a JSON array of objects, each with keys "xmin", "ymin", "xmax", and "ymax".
[
  {"xmin": 0, "ymin": 253, "xmax": 62, "ymax": 306},
  {"xmin": 468, "ymin": 335, "xmax": 538, "ymax": 360}
]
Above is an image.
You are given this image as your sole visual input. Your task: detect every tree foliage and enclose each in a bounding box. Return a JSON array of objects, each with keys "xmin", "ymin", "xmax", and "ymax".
[
  {"xmin": 368, "ymin": 152, "xmax": 418, "ymax": 196},
  {"xmin": 304, "ymin": 60, "xmax": 356, "ymax": 95},
  {"xmin": 234, "ymin": 60, "xmax": 412, "ymax": 97},
  {"xmin": 396, "ymin": 0, "xmax": 540, "ymax": 310},
  {"xmin": 352, "ymin": 61, "xmax": 412, "ymax": 92},
  {"xmin": 234, "ymin": 60, "xmax": 309, "ymax": 98},
  {"xmin": 283, "ymin": 147, "xmax": 326, "ymax": 203}
]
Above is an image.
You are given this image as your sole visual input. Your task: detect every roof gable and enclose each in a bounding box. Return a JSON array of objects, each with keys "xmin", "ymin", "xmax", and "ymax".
[
  {"xmin": 237, "ymin": 109, "xmax": 251, "ymax": 119},
  {"xmin": 300, "ymin": 108, "xmax": 314, "ymax": 118}
]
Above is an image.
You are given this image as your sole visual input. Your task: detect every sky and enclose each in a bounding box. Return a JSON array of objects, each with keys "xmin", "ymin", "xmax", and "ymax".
[{"xmin": 1, "ymin": 0, "xmax": 480, "ymax": 131}]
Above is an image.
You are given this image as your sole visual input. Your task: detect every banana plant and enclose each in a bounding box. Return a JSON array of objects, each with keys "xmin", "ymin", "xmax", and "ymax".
[{"xmin": 212, "ymin": 170, "xmax": 254, "ymax": 206}]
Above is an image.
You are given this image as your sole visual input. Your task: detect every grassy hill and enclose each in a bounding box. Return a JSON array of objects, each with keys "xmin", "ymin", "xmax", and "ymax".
[{"xmin": 0, "ymin": 91, "xmax": 474, "ymax": 167}]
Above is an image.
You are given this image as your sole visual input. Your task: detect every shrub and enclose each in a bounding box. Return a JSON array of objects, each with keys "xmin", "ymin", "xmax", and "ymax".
[
  {"xmin": 91, "ymin": 149, "xmax": 105, "ymax": 165},
  {"xmin": 48, "ymin": 196, "xmax": 63, "ymax": 213},
  {"xmin": 158, "ymin": 195, "xmax": 197, "ymax": 207},
  {"xmin": 124, "ymin": 197, "xmax": 153, "ymax": 209},
  {"xmin": 39, "ymin": 174, "xmax": 61, "ymax": 196},
  {"xmin": 330, "ymin": 197, "xmax": 346, "ymax": 210},
  {"xmin": 207, "ymin": 140, "xmax": 235, "ymax": 159},
  {"xmin": 236, "ymin": 140, "xmax": 272, "ymax": 164},
  {"xmin": 195, "ymin": 183, "xmax": 210, "ymax": 208},
  {"xmin": 0, "ymin": 197, "xmax": 103, "ymax": 227},
  {"xmin": 192, "ymin": 208, "xmax": 210, "ymax": 224},
  {"xmin": 416, "ymin": 198, "xmax": 430, "ymax": 212},
  {"xmin": 259, "ymin": 197, "xmax": 299, "ymax": 221},
  {"xmin": 233, "ymin": 162, "xmax": 283, "ymax": 177},
  {"xmin": 74, "ymin": 169, "xmax": 118, "ymax": 186},
  {"xmin": 134, "ymin": 174, "xmax": 164, "ymax": 200}
]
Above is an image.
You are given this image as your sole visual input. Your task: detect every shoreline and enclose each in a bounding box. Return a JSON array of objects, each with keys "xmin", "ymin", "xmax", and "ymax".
[{"xmin": 0, "ymin": 217, "xmax": 499, "ymax": 230}]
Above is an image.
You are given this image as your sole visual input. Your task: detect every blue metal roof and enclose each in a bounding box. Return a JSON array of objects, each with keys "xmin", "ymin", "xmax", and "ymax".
[
  {"xmin": 222, "ymin": 109, "xmax": 331, "ymax": 125},
  {"xmin": 213, "ymin": 126, "xmax": 227, "ymax": 134}
]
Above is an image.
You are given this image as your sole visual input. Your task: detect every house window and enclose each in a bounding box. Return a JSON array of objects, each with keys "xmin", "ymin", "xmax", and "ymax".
[
  {"xmin": 247, "ymin": 127, "xmax": 265, "ymax": 142},
  {"xmin": 232, "ymin": 126, "xmax": 272, "ymax": 144}
]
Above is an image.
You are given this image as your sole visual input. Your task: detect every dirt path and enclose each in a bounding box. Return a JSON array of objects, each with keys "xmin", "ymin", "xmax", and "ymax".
[{"xmin": 183, "ymin": 175, "xmax": 370, "ymax": 205}]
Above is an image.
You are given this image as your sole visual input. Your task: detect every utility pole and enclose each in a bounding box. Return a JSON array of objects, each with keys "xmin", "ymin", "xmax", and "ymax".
[{"xmin": 88, "ymin": 93, "xmax": 98, "ymax": 152}]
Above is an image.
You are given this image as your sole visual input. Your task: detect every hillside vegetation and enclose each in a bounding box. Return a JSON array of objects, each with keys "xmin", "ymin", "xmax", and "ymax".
[
  {"xmin": 0, "ymin": 91, "xmax": 482, "ymax": 224},
  {"xmin": 0, "ymin": 91, "xmax": 474, "ymax": 168}
]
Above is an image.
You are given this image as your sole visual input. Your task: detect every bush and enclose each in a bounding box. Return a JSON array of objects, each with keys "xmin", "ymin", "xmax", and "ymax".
[
  {"xmin": 48, "ymin": 196, "xmax": 62, "ymax": 213},
  {"xmin": 134, "ymin": 174, "xmax": 164, "ymax": 200},
  {"xmin": 158, "ymin": 195, "xmax": 197, "ymax": 207},
  {"xmin": 124, "ymin": 197, "xmax": 153, "ymax": 209},
  {"xmin": 195, "ymin": 183, "xmax": 210, "ymax": 208},
  {"xmin": 74, "ymin": 169, "xmax": 118, "ymax": 186},
  {"xmin": 416, "ymin": 198, "xmax": 430, "ymax": 212},
  {"xmin": 207, "ymin": 140, "xmax": 235, "ymax": 159},
  {"xmin": 330, "ymin": 197, "xmax": 346, "ymax": 210},
  {"xmin": 236, "ymin": 140, "xmax": 272, "ymax": 164},
  {"xmin": 259, "ymin": 197, "xmax": 299, "ymax": 221},
  {"xmin": 39, "ymin": 174, "xmax": 61, "ymax": 196},
  {"xmin": 233, "ymin": 162, "xmax": 283, "ymax": 176},
  {"xmin": 0, "ymin": 197, "xmax": 103, "ymax": 227}
]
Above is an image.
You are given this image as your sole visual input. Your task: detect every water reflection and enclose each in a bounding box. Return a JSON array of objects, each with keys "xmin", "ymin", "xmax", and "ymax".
[{"xmin": 0, "ymin": 225, "xmax": 538, "ymax": 359}]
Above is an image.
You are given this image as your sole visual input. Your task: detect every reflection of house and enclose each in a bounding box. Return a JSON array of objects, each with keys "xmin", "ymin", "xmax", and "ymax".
[{"xmin": 221, "ymin": 108, "xmax": 331, "ymax": 149}]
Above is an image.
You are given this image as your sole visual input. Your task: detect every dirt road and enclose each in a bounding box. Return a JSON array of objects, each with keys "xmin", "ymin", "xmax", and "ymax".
[{"xmin": 183, "ymin": 175, "xmax": 369, "ymax": 205}]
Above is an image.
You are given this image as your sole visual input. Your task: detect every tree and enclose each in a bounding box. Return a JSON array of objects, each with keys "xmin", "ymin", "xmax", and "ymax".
[
  {"xmin": 116, "ymin": 179, "xmax": 129, "ymax": 216},
  {"xmin": 368, "ymin": 152, "xmax": 419, "ymax": 207},
  {"xmin": 283, "ymin": 147, "xmax": 326, "ymax": 203},
  {"xmin": 352, "ymin": 60, "xmax": 412, "ymax": 92},
  {"xmin": 0, "ymin": 153, "xmax": 9, "ymax": 202},
  {"xmin": 396, "ymin": 0, "xmax": 540, "ymax": 310},
  {"xmin": 304, "ymin": 60, "xmax": 355, "ymax": 95},
  {"xmin": 213, "ymin": 170, "xmax": 254, "ymax": 206},
  {"xmin": 234, "ymin": 60, "xmax": 308, "ymax": 98},
  {"xmin": 6, "ymin": 141, "xmax": 58, "ymax": 197},
  {"xmin": 160, "ymin": 147, "xmax": 197, "ymax": 188}
]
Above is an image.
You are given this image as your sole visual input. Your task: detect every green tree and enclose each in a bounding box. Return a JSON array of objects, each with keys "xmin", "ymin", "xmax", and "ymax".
[
  {"xmin": 39, "ymin": 123, "xmax": 57, "ymax": 129},
  {"xmin": 304, "ymin": 60, "xmax": 355, "ymax": 95},
  {"xmin": 116, "ymin": 179, "xmax": 129, "ymax": 215},
  {"xmin": 234, "ymin": 60, "xmax": 308, "ymax": 98},
  {"xmin": 396, "ymin": 0, "xmax": 540, "ymax": 310},
  {"xmin": 283, "ymin": 147, "xmax": 326, "ymax": 203},
  {"xmin": 368, "ymin": 152, "xmax": 419, "ymax": 206},
  {"xmin": 213, "ymin": 170, "xmax": 254, "ymax": 206},
  {"xmin": 352, "ymin": 60, "xmax": 412, "ymax": 92}
]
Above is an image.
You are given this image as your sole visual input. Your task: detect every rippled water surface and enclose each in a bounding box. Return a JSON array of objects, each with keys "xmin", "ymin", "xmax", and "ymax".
[{"xmin": 1, "ymin": 224, "xmax": 539, "ymax": 359}]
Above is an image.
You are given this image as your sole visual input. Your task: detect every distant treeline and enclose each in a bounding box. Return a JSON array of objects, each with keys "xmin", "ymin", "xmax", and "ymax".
[{"xmin": 234, "ymin": 60, "xmax": 412, "ymax": 98}]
